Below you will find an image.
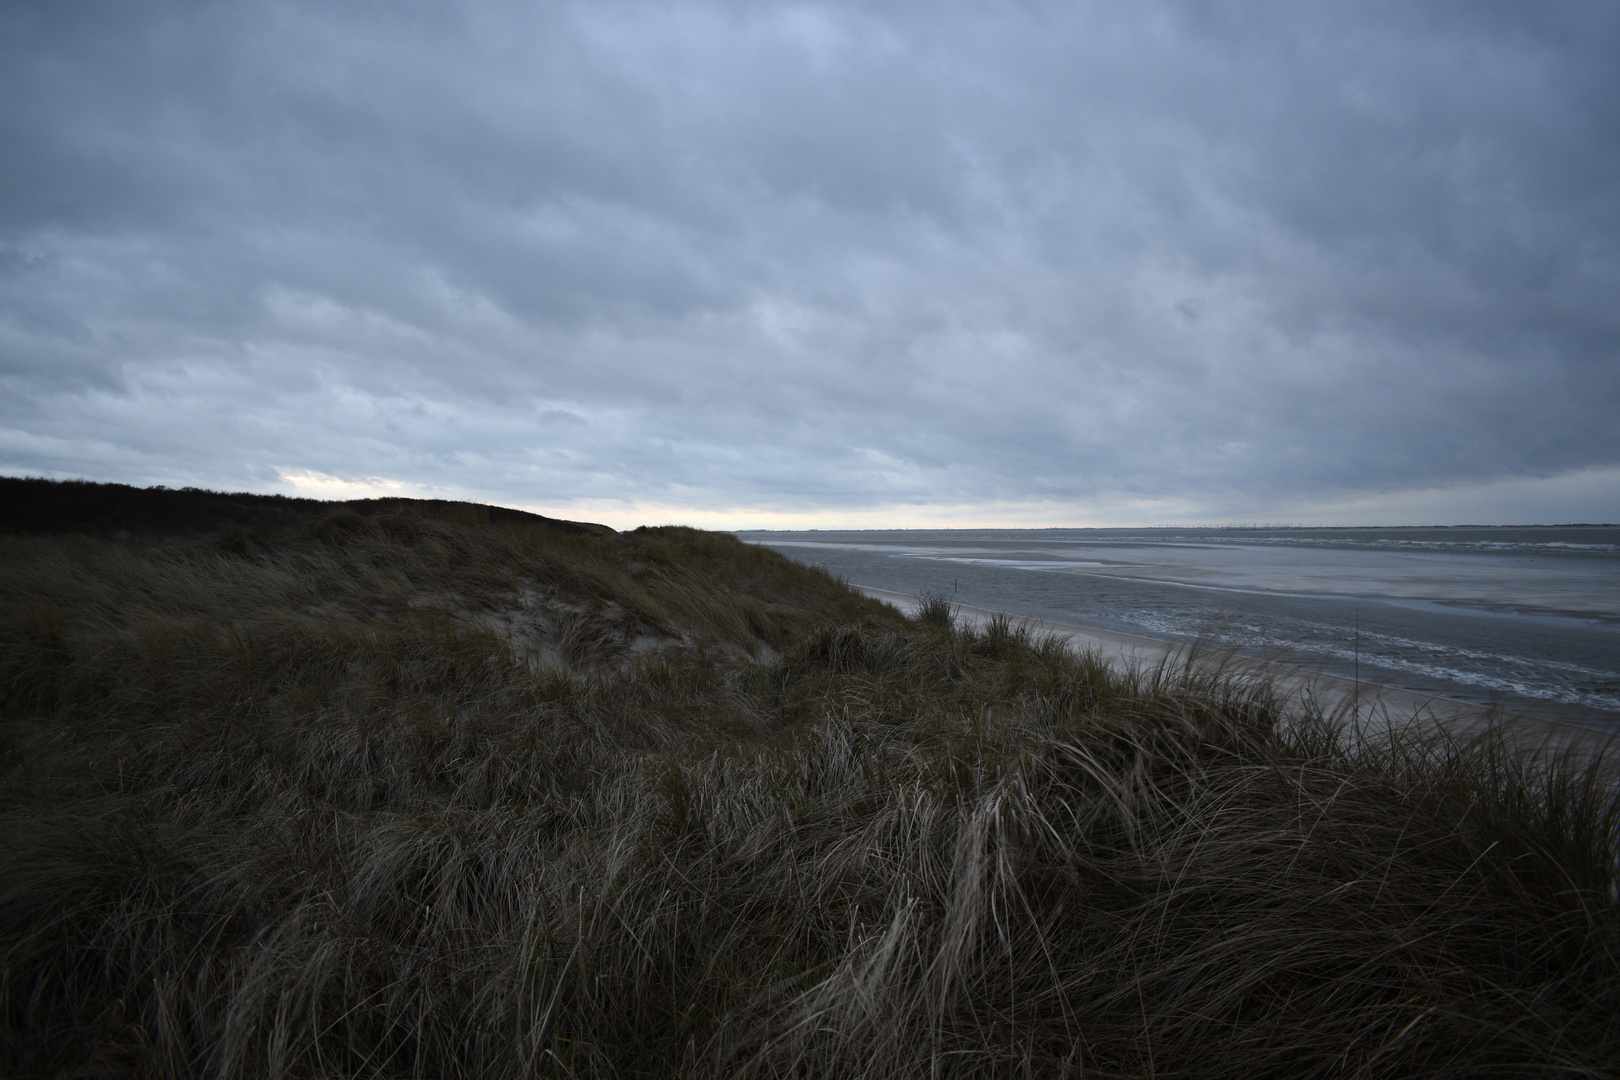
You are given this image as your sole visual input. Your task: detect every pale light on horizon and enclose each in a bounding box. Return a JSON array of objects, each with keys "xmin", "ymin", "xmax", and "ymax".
[{"xmin": 260, "ymin": 465, "xmax": 1620, "ymax": 532}]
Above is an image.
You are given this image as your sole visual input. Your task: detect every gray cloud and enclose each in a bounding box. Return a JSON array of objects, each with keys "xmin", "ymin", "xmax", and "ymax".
[{"xmin": 2, "ymin": 0, "xmax": 1618, "ymax": 523}]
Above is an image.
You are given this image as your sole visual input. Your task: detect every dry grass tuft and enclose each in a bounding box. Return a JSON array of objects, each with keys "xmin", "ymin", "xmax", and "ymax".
[
  {"xmin": 915, "ymin": 590, "xmax": 957, "ymax": 631},
  {"xmin": 2, "ymin": 503, "xmax": 1617, "ymax": 1078}
]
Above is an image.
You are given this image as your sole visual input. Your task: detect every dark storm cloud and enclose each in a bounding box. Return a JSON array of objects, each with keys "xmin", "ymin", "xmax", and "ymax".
[{"xmin": 2, "ymin": 0, "xmax": 1617, "ymax": 523}]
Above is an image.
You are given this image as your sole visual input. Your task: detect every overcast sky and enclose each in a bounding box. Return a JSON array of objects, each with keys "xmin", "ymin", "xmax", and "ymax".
[{"xmin": 3, "ymin": 1, "xmax": 1618, "ymax": 527}]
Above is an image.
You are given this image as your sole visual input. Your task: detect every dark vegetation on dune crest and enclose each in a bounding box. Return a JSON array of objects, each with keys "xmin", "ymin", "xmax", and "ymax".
[{"xmin": 2, "ymin": 481, "xmax": 1618, "ymax": 1078}]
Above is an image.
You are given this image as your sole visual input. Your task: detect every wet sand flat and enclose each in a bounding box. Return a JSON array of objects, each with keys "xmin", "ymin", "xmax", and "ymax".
[{"xmin": 857, "ymin": 585, "xmax": 1619, "ymax": 762}]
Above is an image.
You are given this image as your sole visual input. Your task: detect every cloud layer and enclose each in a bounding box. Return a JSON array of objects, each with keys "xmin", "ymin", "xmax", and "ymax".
[{"xmin": 4, "ymin": 1, "xmax": 1618, "ymax": 525}]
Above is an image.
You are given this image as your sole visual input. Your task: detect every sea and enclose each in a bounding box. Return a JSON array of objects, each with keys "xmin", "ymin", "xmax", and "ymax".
[{"xmin": 738, "ymin": 527, "xmax": 1620, "ymax": 730}]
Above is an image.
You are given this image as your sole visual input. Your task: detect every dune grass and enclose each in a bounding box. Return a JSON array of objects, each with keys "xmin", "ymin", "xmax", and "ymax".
[{"xmin": 2, "ymin": 504, "xmax": 1617, "ymax": 1078}]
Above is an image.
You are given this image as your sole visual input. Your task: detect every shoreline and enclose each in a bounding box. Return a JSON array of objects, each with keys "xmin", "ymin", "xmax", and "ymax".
[{"xmin": 855, "ymin": 584, "xmax": 1620, "ymax": 759}]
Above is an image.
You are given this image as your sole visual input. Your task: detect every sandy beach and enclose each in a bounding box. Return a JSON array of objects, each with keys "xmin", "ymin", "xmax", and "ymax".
[{"xmin": 857, "ymin": 584, "xmax": 1619, "ymax": 761}]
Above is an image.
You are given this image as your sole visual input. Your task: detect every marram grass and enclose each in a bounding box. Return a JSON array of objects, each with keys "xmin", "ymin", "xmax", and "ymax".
[{"xmin": 2, "ymin": 511, "xmax": 1617, "ymax": 1078}]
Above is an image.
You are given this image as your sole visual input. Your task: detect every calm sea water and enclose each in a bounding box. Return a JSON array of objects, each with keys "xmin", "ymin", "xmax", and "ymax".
[{"xmin": 739, "ymin": 527, "xmax": 1620, "ymax": 728}]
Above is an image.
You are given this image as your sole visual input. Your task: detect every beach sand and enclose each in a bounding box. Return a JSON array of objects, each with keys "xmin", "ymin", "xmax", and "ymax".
[{"xmin": 856, "ymin": 585, "xmax": 1619, "ymax": 762}]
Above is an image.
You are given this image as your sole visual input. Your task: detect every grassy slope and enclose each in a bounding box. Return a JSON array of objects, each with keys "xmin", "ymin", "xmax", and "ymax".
[{"xmin": 1, "ymin": 489, "xmax": 1618, "ymax": 1078}]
